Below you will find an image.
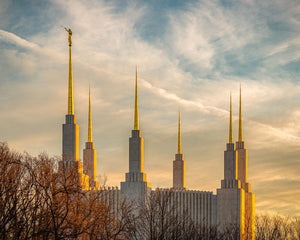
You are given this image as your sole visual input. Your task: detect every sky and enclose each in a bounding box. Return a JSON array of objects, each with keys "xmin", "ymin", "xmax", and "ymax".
[{"xmin": 0, "ymin": 0, "xmax": 299, "ymax": 217}]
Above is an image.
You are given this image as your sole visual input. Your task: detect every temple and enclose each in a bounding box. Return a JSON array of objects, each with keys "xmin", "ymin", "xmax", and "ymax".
[{"xmin": 61, "ymin": 30, "xmax": 255, "ymax": 239}]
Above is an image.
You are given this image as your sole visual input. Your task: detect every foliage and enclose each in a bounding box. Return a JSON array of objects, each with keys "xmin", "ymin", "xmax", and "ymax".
[
  {"xmin": 0, "ymin": 142, "xmax": 135, "ymax": 240},
  {"xmin": 255, "ymin": 214, "xmax": 300, "ymax": 240},
  {"xmin": 1, "ymin": 142, "xmax": 299, "ymax": 240}
]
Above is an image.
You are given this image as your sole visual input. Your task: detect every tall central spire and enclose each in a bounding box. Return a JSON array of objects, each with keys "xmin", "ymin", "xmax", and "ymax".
[
  {"xmin": 238, "ymin": 84, "xmax": 243, "ymax": 142},
  {"xmin": 88, "ymin": 83, "xmax": 92, "ymax": 142},
  {"xmin": 66, "ymin": 28, "xmax": 74, "ymax": 115},
  {"xmin": 229, "ymin": 92, "xmax": 233, "ymax": 143},
  {"xmin": 134, "ymin": 66, "xmax": 139, "ymax": 130},
  {"xmin": 178, "ymin": 106, "xmax": 181, "ymax": 154}
]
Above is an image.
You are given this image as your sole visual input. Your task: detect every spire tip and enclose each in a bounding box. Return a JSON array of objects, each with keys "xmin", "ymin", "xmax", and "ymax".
[
  {"xmin": 238, "ymin": 84, "xmax": 243, "ymax": 142},
  {"xmin": 88, "ymin": 83, "xmax": 92, "ymax": 142},
  {"xmin": 178, "ymin": 106, "xmax": 181, "ymax": 154},
  {"xmin": 134, "ymin": 66, "xmax": 139, "ymax": 130},
  {"xmin": 67, "ymin": 28, "xmax": 74, "ymax": 115},
  {"xmin": 229, "ymin": 91, "xmax": 233, "ymax": 143}
]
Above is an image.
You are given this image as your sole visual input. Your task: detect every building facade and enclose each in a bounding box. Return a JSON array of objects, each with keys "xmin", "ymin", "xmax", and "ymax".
[{"xmin": 62, "ymin": 30, "xmax": 255, "ymax": 239}]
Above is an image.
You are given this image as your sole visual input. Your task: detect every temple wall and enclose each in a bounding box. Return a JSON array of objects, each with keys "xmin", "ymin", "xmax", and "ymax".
[
  {"xmin": 121, "ymin": 180, "xmax": 152, "ymax": 204},
  {"xmin": 173, "ymin": 154, "xmax": 186, "ymax": 189},
  {"xmin": 63, "ymin": 115, "xmax": 79, "ymax": 162},
  {"xmin": 98, "ymin": 187, "xmax": 121, "ymax": 214},
  {"xmin": 155, "ymin": 188, "xmax": 217, "ymax": 228},
  {"xmin": 245, "ymin": 192, "xmax": 255, "ymax": 240},
  {"xmin": 217, "ymin": 187, "xmax": 245, "ymax": 239}
]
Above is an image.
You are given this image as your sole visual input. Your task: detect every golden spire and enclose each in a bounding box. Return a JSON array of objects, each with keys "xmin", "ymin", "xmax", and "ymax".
[
  {"xmin": 65, "ymin": 28, "xmax": 74, "ymax": 115},
  {"xmin": 229, "ymin": 91, "xmax": 233, "ymax": 143},
  {"xmin": 178, "ymin": 106, "xmax": 181, "ymax": 154},
  {"xmin": 238, "ymin": 84, "xmax": 243, "ymax": 142},
  {"xmin": 134, "ymin": 66, "xmax": 139, "ymax": 130},
  {"xmin": 88, "ymin": 83, "xmax": 92, "ymax": 142}
]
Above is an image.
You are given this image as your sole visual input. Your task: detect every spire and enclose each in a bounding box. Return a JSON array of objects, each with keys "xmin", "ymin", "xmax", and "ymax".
[
  {"xmin": 134, "ymin": 66, "xmax": 139, "ymax": 130},
  {"xmin": 88, "ymin": 83, "xmax": 92, "ymax": 142},
  {"xmin": 238, "ymin": 84, "xmax": 243, "ymax": 142},
  {"xmin": 65, "ymin": 28, "xmax": 74, "ymax": 115},
  {"xmin": 178, "ymin": 106, "xmax": 181, "ymax": 154},
  {"xmin": 229, "ymin": 92, "xmax": 233, "ymax": 143}
]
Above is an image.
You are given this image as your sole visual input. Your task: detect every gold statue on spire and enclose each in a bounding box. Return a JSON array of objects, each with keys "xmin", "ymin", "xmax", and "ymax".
[
  {"xmin": 65, "ymin": 27, "xmax": 74, "ymax": 115},
  {"xmin": 65, "ymin": 27, "xmax": 72, "ymax": 46},
  {"xmin": 134, "ymin": 66, "xmax": 139, "ymax": 130},
  {"xmin": 88, "ymin": 83, "xmax": 92, "ymax": 142},
  {"xmin": 178, "ymin": 106, "xmax": 182, "ymax": 154},
  {"xmin": 238, "ymin": 84, "xmax": 243, "ymax": 142},
  {"xmin": 229, "ymin": 92, "xmax": 233, "ymax": 143}
]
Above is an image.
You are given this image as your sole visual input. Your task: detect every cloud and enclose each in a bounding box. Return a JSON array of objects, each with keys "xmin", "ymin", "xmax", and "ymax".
[
  {"xmin": 0, "ymin": 0, "xmax": 300, "ymax": 217},
  {"xmin": 166, "ymin": 1, "xmax": 267, "ymax": 72},
  {"xmin": 141, "ymin": 79, "xmax": 228, "ymax": 117},
  {"xmin": 0, "ymin": 29, "xmax": 39, "ymax": 49}
]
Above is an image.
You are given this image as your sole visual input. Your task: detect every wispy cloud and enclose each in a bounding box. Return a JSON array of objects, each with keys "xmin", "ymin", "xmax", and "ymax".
[
  {"xmin": 141, "ymin": 79, "xmax": 228, "ymax": 117},
  {"xmin": 0, "ymin": 29, "xmax": 39, "ymax": 49},
  {"xmin": 0, "ymin": 0, "xmax": 299, "ymax": 217}
]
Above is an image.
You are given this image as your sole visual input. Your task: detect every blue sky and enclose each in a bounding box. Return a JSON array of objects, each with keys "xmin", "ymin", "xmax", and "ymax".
[{"xmin": 0, "ymin": 0, "xmax": 300, "ymax": 216}]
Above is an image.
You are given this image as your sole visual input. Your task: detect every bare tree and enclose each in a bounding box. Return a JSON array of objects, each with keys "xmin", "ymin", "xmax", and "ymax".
[
  {"xmin": 0, "ymin": 142, "xmax": 137, "ymax": 240},
  {"xmin": 135, "ymin": 189, "xmax": 213, "ymax": 240},
  {"xmin": 0, "ymin": 143, "xmax": 35, "ymax": 239},
  {"xmin": 255, "ymin": 214, "xmax": 299, "ymax": 240},
  {"xmin": 2, "ymin": 142, "xmax": 300, "ymax": 240}
]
